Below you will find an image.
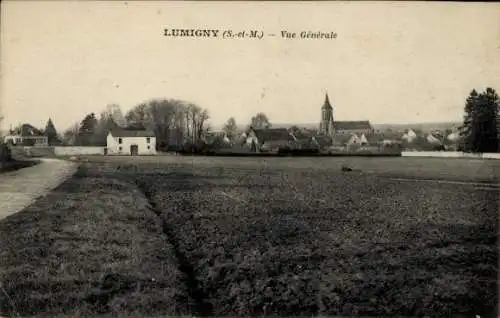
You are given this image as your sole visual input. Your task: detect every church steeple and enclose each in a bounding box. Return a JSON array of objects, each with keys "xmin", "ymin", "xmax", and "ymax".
[
  {"xmin": 319, "ymin": 91, "xmax": 334, "ymax": 136},
  {"xmin": 322, "ymin": 92, "xmax": 333, "ymax": 110}
]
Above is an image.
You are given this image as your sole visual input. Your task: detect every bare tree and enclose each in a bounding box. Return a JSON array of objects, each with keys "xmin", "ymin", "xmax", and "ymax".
[
  {"xmin": 62, "ymin": 123, "xmax": 80, "ymax": 145},
  {"xmin": 0, "ymin": 115, "xmax": 4, "ymax": 139},
  {"xmin": 223, "ymin": 117, "xmax": 238, "ymax": 140},
  {"xmin": 125, "ymin": 103, "xmax": 150, "ymax": 126},
  {"xmin": 196, "ymin": 108, "xmax": 210, "ymax": 142},
  {"xmin": 106, "ymin": 104, "xmax": 127, "ymax": 127},
  {"xmin": 125, "ymin": 98, "xmax": 209, "ymax": 149},
  {"xmin": 250, "ymin": 112, "xmax": 271, "ymax": 129}
]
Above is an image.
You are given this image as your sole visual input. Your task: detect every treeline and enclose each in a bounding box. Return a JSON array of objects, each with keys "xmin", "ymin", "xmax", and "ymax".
[
  {"xmin": 459, "ymin": 87, "xmax": 500, "ymax": 153},
  {"xmin": 9, "ymin": 86, "xmax": 498, "ymax": 154},
  {"xmin": 62, "ymin": 99, "xmax": 274, "ymax": 151},
  {"xmin": 62, "ymin": 100, "xmax": 211, "ymax": 149}
]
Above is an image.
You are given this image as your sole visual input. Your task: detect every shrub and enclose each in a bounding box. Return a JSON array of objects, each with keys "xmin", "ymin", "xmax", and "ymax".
[{"xmin": 0, "ymin": 142, "xmax": 12, "ymax": 162}]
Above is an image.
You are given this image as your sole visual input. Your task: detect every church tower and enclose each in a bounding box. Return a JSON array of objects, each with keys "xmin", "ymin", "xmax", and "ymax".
[{"xmin": 319, "ymin": 92, "xmax": 334, "ymax": 136}]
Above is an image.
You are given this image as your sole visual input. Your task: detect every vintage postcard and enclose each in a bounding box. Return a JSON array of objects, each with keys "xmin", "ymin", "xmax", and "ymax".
[{"xmin": 0, "ymin": 1, "xmax": 498, "ymax": 317}]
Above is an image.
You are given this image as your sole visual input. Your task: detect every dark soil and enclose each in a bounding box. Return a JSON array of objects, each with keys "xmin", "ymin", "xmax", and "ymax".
[{"xmin": 0, "ymin": 157, "xmax": 497, "ymax": 317}]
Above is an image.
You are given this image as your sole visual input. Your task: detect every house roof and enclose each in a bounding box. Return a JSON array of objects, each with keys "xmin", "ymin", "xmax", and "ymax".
[
  {"xmin": 370, "ymin": 131, "xmax": 402, "ymax": 142},
  {"xmin": 334, "ymin": 121, "xmax": 372, "ymax": 131},
  {"xmin": 313, "ymin": 135, "xmax": 333, "ymax": 147},
  {"xmin": 250, "ymin": 128, "xmax": 292, "ymax": 143},
  {"xmin": 109, "ymin": 128, "xmax": 155, "ymax": 138},
  {"xmin": 332, "ymin": 134, "xmax": 355, "ymax": 145},
  {"xmin": 12, "ymin": 124, "xmax": 45, "ymax": 137},
  {"xmin": 430, "ymin": 131, "xmax": 444, "ymax": 139},
  {"xmin": 293, "ymin": 136, "xmax": 317, "ymax": 148},
  {"xmin": 290, "ymin": 128, "xmax": 315, "ymax": 140}
]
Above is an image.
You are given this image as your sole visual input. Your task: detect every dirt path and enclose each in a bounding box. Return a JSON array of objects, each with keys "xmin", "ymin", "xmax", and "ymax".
[{"xmin": 0, "ymin": 158, "xmax": 77, "ymax": 220}]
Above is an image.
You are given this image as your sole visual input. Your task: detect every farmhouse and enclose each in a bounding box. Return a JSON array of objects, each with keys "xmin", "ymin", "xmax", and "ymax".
[
  {"xmin": 245, "ymin": 127, "xmax": 294, "ymax": 152},
  {"xmin": 106, "ymin": 128, "xmax": 156, "ymax": 155},
  {"xmin": 402, "ymin": 129, "xmax": 417, "ymax": 142},
  {"xmin": 202, "ymin": 131, "xmax": 232, "ymax": 149},
  {"xmin": 288, "ymin": 128, "xmax": 319, "ymax": 150},
  {"xmin": 3, "ymin": 124, "xmax": 48, "ymax": 146}
]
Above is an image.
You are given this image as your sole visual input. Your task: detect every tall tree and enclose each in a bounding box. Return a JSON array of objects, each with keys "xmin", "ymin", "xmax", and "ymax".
[
  {"xmin": 223, "ymin": 117, "xmax": 238, "ymax": 140},
  {"xmin": 250, "ymin": 112, "xmax": 271, "ymax": 129},
  {"xmin": 459, "ymin": 88, "xmax": 499, "ymax": 153},
  {"xmin": 75, "ymin": 113, "xmax": 98, "ymax": 146},
  {"xmin": 93, "ymin": 111, "xmax": 120, "ymax": 146},
  {"xmin": 62, "ymin": 123, "xmax": 80, "ymax": 145},
  {"xmin": 125, "ymin": 99, "xmax": 209, "ymax": 148},
  {"xmin": 195, "ymin": 108, "xmax": 210, "ymax": 143},
  {"xmin": 0, "ymin": 115, "xmax": 4, "ymax": 139},
  {"xmin": 44, "ymin": 118, "xmax": 59, "ymax": 145},
  {"xmin": 125, "ymin": 103, "xmax": 150, "ymax": 126},
  {"xmin": 106, "ymin": 104, "xmax": 127, "ymax": 127}
]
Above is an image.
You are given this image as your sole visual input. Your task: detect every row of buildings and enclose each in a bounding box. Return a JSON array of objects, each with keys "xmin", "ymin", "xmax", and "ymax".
[
  {"xmin": 2, "ymin": 123, "xmax": 157, "ymax": 155},
  {"xmin": 2, "ymin": 93, "xmax": 460, "ymax": 155},
  {"xmin": 231, "ymin": 93, "xmax": 458, "ymax": 153}
]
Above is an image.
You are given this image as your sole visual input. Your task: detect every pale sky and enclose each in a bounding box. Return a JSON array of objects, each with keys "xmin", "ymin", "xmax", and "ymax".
[{"xmin": 1, "ymin": 1, "xmax": 499, "ymax": 131}]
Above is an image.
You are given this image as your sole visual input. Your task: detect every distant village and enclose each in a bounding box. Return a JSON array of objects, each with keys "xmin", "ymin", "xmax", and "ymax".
[{"xmin": 1, "ymin": 93, "xmax": 462, "ymax": 156}]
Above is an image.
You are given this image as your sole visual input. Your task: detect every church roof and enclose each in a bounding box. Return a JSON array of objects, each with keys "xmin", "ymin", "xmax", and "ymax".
[
  {"xmin": 334, "ymin": 121, "xmax": 372, "ymax": 131},
  {"xmin": 322, "ymin": 93, "xmax": 333, "ymax": 110}
]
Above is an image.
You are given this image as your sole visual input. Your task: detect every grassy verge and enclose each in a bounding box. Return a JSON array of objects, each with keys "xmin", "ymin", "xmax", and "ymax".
[
  {"xmin": 0, "ymin": 160, "xmax": 40, "ymax": 173},
  {"xmin": 0, "ymin": 165, "xmax": 187, "ymax": 317}
]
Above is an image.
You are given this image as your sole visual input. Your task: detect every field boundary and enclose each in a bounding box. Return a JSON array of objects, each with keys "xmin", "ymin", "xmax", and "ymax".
[
  {"xmin": 179, "ymin": 152, "xmax": 402, "ymax": 157},
  {"xmin": 388, "ymin": 177, "xmax": 500, "ymax": 189},
  {"xmin": 402, "ymin": 151, "xmax": 500, "ymax": 159},
  {"xmin": 133, "ymin": 178, "xmax": 213, "ymax": 316}
]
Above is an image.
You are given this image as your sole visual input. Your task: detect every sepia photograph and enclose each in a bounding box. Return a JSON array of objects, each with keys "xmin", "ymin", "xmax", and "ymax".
[{"xmin": 0, "ymin": 1, "xmax": 499, "ymax": 317}]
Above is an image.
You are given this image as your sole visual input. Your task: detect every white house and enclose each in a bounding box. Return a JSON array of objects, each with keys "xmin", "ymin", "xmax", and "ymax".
[
  {"xmin": 402, "ymin": 129, "xmax": 417, "ymax": 142},
  {"xmin": 447, "ymin": 131, "xmax": 460, "ymax": 142},
  {"xmin": 347, "ymin": 134, "xmax": 361, "ymax": 146},
  {"xmin": 106, "ymin": 128, "xmax": 156, "ymax": 155},
  {"xmin": 360, "ymin": 133, "xmax": 368, "ymax": 145}
]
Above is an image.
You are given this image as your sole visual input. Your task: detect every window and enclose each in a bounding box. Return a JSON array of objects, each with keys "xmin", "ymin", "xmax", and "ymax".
[
  {"xmin": 119, "ymin": 146, "xmax": 122, "ymax": 151},
  {"xmin": 147, "ymin": 145, "xmax": 151, "ymax": 149},
  {"xmin": 118, "ymin": 138, "xmax": 123, "ymax": 144},
  {"xmin": 146, "ymin": 137, "xmax": 151, "ymax": 144}
]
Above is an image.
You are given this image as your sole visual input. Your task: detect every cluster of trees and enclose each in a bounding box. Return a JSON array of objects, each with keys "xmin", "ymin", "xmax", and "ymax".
[
  {"xmin": 222, "ymin": 112, "xmax": 272, "ymax": 140},
  {"xmin": 61, "ymin": 99, "xmax": 275, "ymax": 150},
  {"xmin": 5, "ymin": 118, "xmax": 62, "ymax": 146},
  {"xmin": 62, "ymin": 99, "xmax": 213, "ymax": 149},
  {"xmin": 459, "ymin": 87, "xmax": 499, "ymax": 153}
]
